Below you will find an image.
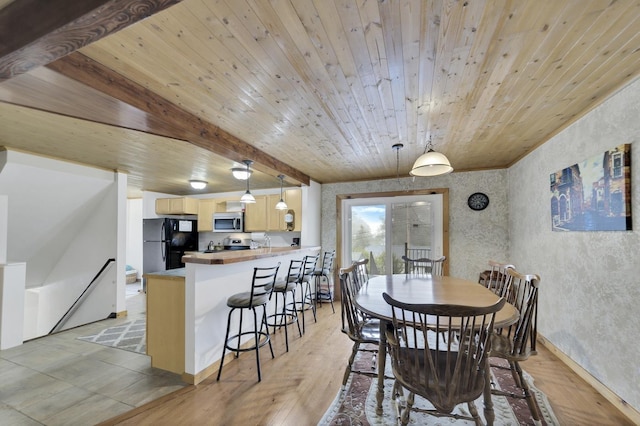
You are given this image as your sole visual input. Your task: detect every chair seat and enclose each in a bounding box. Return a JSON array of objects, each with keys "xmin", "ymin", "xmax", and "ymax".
[
  {"xmin": 273, "ymin": 279, "xmax": 296, "ymax": 293},
  {"xmin": 227, "ymin": 292, "xmax": 269, "ymax": 308},
  {"xmin": 490, "ymin": 333, "xmax": 534, "ymax": 361},
  {"xmin": 311, "ymin": 268, "xmax": 330, "ymax": 276},
  {"xmin": 352, "ymin": 318, "xmax": 381, "ymax": 341}
]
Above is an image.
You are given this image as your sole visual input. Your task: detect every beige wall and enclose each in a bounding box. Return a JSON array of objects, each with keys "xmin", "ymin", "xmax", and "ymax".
[{"xmin": 509, "ymin": 77, "xmax": 640, "ymax": 411}]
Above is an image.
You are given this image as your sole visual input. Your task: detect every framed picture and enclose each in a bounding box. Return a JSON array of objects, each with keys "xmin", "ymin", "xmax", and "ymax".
[{"xmin": 550, "ymin": 144, "xmax": 632, "ymax": 231}]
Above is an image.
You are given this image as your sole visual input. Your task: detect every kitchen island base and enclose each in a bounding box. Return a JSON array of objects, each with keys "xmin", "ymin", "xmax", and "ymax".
[{"xmin": 146, "ymin": 246, "xmax": 320, "ymax": 384}]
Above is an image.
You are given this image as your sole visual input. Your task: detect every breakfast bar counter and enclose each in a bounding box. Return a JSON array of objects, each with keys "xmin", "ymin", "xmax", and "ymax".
[
  {"xmin": 182, "ymin": 246, "xmax": 316, "ymax": 265},
  {"xmin": 148, "ymin": 245, "xmax": 320, "ymax": 384}
]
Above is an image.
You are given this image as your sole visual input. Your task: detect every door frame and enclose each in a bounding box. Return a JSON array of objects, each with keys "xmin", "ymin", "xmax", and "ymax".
[{"xmin": 335, "ymin": 188, "xmax": 450, "ymax": 287}]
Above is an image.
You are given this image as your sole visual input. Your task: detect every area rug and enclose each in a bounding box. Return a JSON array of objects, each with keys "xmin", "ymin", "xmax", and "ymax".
[
  {"xmin": 319, "ymin": 347, "xmax": 560, "ymax": 425},
  {"xmin": 77, "ymin": 319, "xmax": 146, "ymax": 354}
]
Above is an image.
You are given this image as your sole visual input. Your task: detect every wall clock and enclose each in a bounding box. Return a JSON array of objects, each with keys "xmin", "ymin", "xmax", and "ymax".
[{"xmin": 467, "ymin": 192, "xmax": 489, "ymax": 211}]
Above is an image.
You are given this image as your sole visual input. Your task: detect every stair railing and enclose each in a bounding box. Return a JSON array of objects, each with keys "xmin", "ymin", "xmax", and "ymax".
[{"xmin": 49, "ymin": 258, "xmax": 116, "ymax": 334}]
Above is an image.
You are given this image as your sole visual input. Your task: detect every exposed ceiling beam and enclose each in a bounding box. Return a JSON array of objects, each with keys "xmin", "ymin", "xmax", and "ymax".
[
  {"xmin": 46, "ymin": 52, "xmax": 311, "ymax": 186},
  {"xmin": 0, "ymin": 0, "xmax": 182, "ymax": 81}
]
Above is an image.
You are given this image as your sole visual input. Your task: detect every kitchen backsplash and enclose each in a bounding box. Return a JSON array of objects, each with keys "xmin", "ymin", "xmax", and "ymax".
[{"xmin": 198, "ymin": 231, "xmax": 301, "ymax": 251}]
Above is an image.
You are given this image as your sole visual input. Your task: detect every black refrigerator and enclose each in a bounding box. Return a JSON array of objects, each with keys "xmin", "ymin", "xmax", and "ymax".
[{"xmin": 143, "ymin": 218, "xmax": 198, "ymax": 275}]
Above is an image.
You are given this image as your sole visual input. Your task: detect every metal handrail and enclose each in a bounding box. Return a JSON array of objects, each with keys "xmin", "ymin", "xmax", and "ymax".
[{"xmin": 49, "ymin": 258, "xmax": 116, "ymax": 334}]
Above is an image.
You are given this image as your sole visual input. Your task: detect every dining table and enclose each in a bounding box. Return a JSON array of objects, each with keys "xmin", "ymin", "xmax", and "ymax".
[{"xmin": 355, "ymin": 273, "xmax": 520, "ymax": 425}]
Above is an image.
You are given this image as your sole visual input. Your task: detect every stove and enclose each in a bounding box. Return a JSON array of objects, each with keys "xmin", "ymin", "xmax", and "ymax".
[{"xmin": 223, "ymin": 237, "xmax": 251, "ymax": 251}]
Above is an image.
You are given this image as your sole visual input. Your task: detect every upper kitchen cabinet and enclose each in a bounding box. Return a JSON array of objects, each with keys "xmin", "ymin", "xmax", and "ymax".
[
  {"xmin": 197, "ymin": 199, "xmax": 217, "ymax": 232},
  {"xmin": 244, "ymin": 196, "xmax": 268, "ymax": 232},
  {"xmin": 197, "ymin": 198, "xmax": 246, "ymax": 231},
  {"xmin": 155, "ymin": 197, "xmax": 199, "ymax": 215},
  {"xmin": 246, "ymin": 189, "xmax": 302, "ymax": 232},
  {"xmin": 285, "ymin": 189, "xmax": 302, "ymax": 232}
]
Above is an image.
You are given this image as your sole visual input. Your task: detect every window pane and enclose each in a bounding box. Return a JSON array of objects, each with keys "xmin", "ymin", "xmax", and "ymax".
[
  {"xmin": 351, "ymin": 205, "xmax": 385, "ymax": 274},
  {"xmin": 391, "ymin": 202, "xmax": 433, "ymax": 273}
]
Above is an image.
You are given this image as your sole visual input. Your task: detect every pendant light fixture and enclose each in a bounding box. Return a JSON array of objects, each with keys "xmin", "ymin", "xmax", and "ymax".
[
  {"xmin": 275, "ymin": 174, "xmax": 288, "ymax": 210},
  {"xmin": 239, "ymin": 160, "xmax": 256, "ymax": 203},
  {"xmin": 409, "ymin": 136, "xmax": 453, "ymax": 177}
]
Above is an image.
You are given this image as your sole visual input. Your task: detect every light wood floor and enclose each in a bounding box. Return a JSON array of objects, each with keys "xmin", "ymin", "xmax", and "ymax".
[{"xmin": 100, "ymin": 300, "xmax": 634, "ymax": 426}]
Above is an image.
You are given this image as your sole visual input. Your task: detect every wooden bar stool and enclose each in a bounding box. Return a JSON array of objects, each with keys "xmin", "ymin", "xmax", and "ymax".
[{"xmin": 216, "ymin": 263, "xmax": 280, "ymax": 382}]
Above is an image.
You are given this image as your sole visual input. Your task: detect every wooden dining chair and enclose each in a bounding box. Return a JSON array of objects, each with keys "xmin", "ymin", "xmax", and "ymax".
[
  {"xmin": 382, "ymin": 292, "xmax": 505, "ymax": 426},
  {"xmin": 490, "ymin": 268, "xmax": 542, "ymax": 425},
  {"xmin": 338, "ymin": 263, "xmax": 379, "ymax": 387},
  {"xmin": 352, "ymin": 258, "xmax": 370, "ymax": 291},
  {"xmin": 479, "ymin": 260, "xmax": 515, "ymax": 298},
  {"xmin": 402, "ymin": 255, "xmax": 446, "ymax": 276}
]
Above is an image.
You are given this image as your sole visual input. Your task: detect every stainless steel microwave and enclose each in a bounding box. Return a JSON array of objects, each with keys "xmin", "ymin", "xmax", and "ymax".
[{"xmin": 213, "ymin": 212, "xmax": 244, "ymax": 233}]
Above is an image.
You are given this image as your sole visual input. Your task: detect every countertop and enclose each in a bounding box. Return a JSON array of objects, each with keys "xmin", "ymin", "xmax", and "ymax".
[
  {"xmin": 143, "ymin": 267, "xmax": 186, "ymax": 279},
  {"xmin": 182, "ymin": 246, "xmax": 320, "ymax": 265}
]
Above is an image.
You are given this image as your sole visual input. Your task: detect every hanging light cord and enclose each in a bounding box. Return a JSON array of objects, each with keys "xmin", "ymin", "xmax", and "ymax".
[{"xmin": 392, "ymin": 143, "xmax": 404, "ymax": 184}]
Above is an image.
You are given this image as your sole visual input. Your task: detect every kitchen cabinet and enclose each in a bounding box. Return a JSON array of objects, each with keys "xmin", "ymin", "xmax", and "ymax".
[
  {"xmin": 197, "ymin": 199, "xmax": 217, "ymax": 232},
  {"xmin": 245, "ymin": 189, "xmax": 302, "ymax": 232},
  {"xmin": 146, "ymin": 272, "xmax": 185, "ymax": 374},
  {"xmin": 284, "ymin": 188, "xmax": 302, "ymax": 232},
  {"xmin": 197, "ymin": 197, "xmax": 243, "ymax": 231},
  {"xmin": 244, "ymin": 195, "xmax": 268, "ymax": 232},
  {"xmin": 155, "ymin": 197, "xmax": 198, "ymax": 215}
]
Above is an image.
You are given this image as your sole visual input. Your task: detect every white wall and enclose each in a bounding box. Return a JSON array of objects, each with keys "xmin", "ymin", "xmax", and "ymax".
[
  {"xmin": 301, "ymin": 180, "xmax": 321, "ymax": 246},
  {"xmin": 0, "ymin": 150, "xmax": 123, "ymax": 340},
  {"xmin": 321, "ymin": 170, "xmax": 510, "ymax": 278},
  {"xmin": 508, "ymin": 77, "xmax": 640, "ymax": 412},
  {"xmin": 0, "ymin": 195, "xmax": 6, "ymax": 264},
  {"xmin": 126, "ymin": 198, "xmax": 143, "ymax": 276}
]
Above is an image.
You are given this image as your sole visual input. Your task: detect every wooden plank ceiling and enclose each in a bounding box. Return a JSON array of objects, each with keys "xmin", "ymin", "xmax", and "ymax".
[{"xmin": 1, "ymin": 0, "xmax": 639, "ymax": 197}]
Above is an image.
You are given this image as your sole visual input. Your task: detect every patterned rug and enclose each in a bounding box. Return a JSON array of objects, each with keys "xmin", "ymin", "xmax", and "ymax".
[
  {"xmin": 77, "ymin": 319, "xmax": 146, "ymax": 354},
  {"xmin": 319, "ymin": 347, "xmax": 560, "ymax": 425}
]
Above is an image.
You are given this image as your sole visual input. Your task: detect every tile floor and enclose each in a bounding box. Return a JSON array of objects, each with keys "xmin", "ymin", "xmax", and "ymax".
[{"xmin": 0, "ymin": 283, "xmax": 186, "ymax": 426}]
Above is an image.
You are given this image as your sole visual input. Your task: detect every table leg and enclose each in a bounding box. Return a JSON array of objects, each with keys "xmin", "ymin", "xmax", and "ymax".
[
  {"xmin": 483, "ymin": 357, "xmax": 495, "ymax": 425},
  {"xmin": 376, "ymin": 319, "xmax": 387, "ymax": 416}
]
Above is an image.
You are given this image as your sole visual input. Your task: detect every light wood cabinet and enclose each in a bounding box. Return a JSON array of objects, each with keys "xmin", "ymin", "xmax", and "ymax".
[
  {"xmin": 146, "ymin": 274, "xmax": 185, "ymax": 374},
  {"xmin": 155, "ymin": 197, "xmax": 198, "ymax": 215},
  {"xmin": 197, "ymin": 197, "xmax": 244, "ymax": 231},
  {"xmin": 267, "ymin": 194, "xmax": 285, "ymax": 231},
  {"xmin": 284, "ymin": 188, "xmax": 302, "ymax": 232},
  {"xmin": 197, "ymin": 199, "xmax": 217, "ymax": 232},
  {"xmin": 244, "ymin": 195, "xmax": 268, "ymax": 232},
  {"xmin": 245, "ymin": 189, "xmax": 302, "ymax": 232}
]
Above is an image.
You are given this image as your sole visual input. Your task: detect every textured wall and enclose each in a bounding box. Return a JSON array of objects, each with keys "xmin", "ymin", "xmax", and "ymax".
[
  {"xmin": 508, "ymin": 77, "xmax": 640, "ymax": 411},
  {"xmin": 321, "ymin": 169, "xmax": 509, "ymax": 281}
]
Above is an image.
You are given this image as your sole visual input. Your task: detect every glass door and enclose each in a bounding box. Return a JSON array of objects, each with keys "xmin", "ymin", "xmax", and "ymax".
[{"xmin": 342, "ymin": 194, "xmax": 443, "ymax": 275}]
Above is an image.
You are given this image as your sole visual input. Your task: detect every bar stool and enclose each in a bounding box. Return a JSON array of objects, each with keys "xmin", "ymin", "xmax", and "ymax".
[
  {"xmin": 313, "ymin": 250, "xmax": 335, "ymax": 313},
  {"xmin": 216, "ymin": 263, "xmax": 280, "ymax": 382},
  {"xmin": 290, "ymin": 254, "xmax": 319, "ymax": 333},
  {"xmin": 266, "ymin": 259, "xmax": 303, "ymax": 352}
]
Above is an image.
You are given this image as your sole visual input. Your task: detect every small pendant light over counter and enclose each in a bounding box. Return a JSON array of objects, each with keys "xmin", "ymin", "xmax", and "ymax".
[
  {"xmin": 275, "ymin": 174, "xmax": 288, "ymax": 210},
  {"xmin": 409, "ymin": 137, "xmax": 453, "ymax": 177},
  {"xmin": 239, "ymin": 160, "xmax": 256, "ymax": 203}
]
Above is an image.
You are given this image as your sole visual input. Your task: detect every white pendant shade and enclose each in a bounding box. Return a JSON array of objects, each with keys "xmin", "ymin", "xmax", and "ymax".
[
  {"xmin": 241, "ymin": 191, "xmax": 256, "ymax": 203},
  {"xmin": 275, "ymin": 199, "xmax": 288, "ymax": 210},
  {"xmin": 275, "ymin": 174, "xmax": 287, "ymax": 210},
  {"xmin": 410, "ymin": 150, "xmax": 453, "ymax": 177}
]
